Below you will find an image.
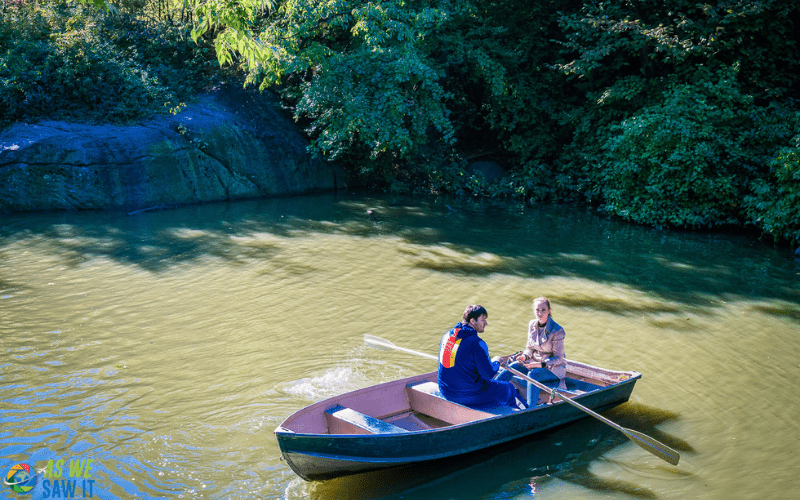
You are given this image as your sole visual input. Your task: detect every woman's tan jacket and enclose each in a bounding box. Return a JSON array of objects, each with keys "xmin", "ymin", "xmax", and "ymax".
[{"xmin": 522, "ymin": 316, "xmax": 567, "ymax": 380}]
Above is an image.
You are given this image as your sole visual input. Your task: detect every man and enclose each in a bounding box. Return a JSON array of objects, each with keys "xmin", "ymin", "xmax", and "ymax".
[{"xmin": 438, "ymin": 305, "xmax": 527, "ymax": 409}]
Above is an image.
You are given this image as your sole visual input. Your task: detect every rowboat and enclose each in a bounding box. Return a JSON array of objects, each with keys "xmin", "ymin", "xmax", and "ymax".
[{"xmin": 274, "ymin": 353, "xmax": 646, "ymax": 481}]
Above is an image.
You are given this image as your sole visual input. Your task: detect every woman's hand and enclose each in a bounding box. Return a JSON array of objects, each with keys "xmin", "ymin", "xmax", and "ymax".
[{"xmin": 523, "ymin": 359, "xmax": 545, "ymax": 369}]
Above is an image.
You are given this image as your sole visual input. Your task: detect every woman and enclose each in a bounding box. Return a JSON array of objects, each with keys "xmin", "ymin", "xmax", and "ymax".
[{"xmin": 496, "ymin": 297, "xmax": 567, "ymax": 406}]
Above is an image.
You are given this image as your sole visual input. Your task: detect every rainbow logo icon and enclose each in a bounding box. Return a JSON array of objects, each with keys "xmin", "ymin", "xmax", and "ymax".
[{"xmin": 4, "ymin": 463, "xmax": 37, "ymax": 495}]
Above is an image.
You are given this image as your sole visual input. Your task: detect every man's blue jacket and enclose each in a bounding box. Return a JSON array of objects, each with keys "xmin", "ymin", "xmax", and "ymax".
[{"xmin": 437, "ymin": 323, "xmax": 517, "ymax": 407}]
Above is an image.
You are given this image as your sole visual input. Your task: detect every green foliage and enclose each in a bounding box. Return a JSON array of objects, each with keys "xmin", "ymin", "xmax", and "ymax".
[
  {"xmin": 190, "ymin": 0, "xmax": 275, "ymax": 69},
  {"xmin": 0, "ymin": 0, "xmax": 220, "ymax": 128},
  {"xmin": 597, "ymin": 68, "xmax": 798, "ymax": 230},
  {"xmin": 439, "ymin": 1, "xmax": 579, "ymax": 165},
  {"xmin": 486, "ymin": 162, "xmax": 555, "ymax": 202},
  {"xmin": 293, "ymin": 35, "xmax": 453, "ymax": 163},
  {"xmin": 599, "ymin": 67, "xmax": 745, "ymax": 227},
  {"xmin": 2, "ymin": 0, "xmax": 800, "ymax": 243},
  {"xmin": 742, "ymin": 129, "xmax": 800, "ymax": 244},
  {"xmin": 551, "ymin": 0, "xmax": 800, "ymax": 236},
  {"xmin": 193, "ymin": 0, "xmax": 457, "ymax": 173},
  {"xmin": 555, "ymin": 0, "xmax": 800, "ymax": 99}
]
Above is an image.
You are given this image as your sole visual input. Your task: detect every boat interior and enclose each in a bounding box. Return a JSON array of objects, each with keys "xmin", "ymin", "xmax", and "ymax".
[{"xmin": 279, "ymin": 359, "xmax": 638, "ymax": 436}]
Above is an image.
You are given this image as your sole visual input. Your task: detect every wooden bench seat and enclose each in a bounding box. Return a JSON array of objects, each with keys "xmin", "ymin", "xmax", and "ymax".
[
  {"xmin": 324, "ymin": 405, "xmax": 410, "ymax": 435},
  {"xmin": 406, "ymin": 381, "xmax": 517, "ymax": 425}
]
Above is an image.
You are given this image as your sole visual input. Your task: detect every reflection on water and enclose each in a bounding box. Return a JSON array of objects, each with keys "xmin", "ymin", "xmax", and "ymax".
[
  {"xmin": 301, "ymin": 403, "xmax": 692, "ymax": 500},
  {"xmin": 1, "ymin": 193, "xmax": 799, "ymax": 499}
]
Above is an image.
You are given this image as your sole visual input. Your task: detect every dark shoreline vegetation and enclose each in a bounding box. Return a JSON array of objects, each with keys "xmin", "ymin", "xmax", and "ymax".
[{"xmin": 1, "ymin": 0, "xmax": 799, "ymax": 248}]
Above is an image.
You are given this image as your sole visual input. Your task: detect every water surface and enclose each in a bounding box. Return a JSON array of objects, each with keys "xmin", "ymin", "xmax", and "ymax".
[{"xmin": 2, "ymin": 193, "xmax": 798, "ymax": 499}]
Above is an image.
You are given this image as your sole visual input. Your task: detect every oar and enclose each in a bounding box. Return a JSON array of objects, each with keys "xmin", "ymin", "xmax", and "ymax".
[
  {"xmin": 363, "ymin": 334, "xmax": 680, "ymax": 466},
  {"xmin": 501, "ymin": 363, "xmax": 680, "ymax": 466},
  {"xmin": 364, "ymin": 334, "xmax": 438, "ymax": 361}
]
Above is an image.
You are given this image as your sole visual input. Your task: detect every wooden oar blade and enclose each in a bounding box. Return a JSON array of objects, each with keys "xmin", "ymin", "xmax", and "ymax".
[{"xmin": 623, "ymin": 427, "xmax": 681, "ymax": 466}]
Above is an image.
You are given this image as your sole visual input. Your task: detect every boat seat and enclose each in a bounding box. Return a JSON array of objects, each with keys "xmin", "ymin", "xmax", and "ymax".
[
  {"xmin": 565, "ymin": 378, "xmax": 601, "ymax": 393},
  {"xmin": 324, "ymin": 405, "xmax": 410, "ymax": 435},
  {"xmin": 406, "ymin": 381, "xmax": 516, "ymax": 424}
]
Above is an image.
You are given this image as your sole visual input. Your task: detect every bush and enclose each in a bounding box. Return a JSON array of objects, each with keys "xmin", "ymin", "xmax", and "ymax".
[
  {"xmin": 742, "ymin": 130, "xmax": 800, "ymax": 244},
  {"xmin": 0, "ymin": 0, "xmax": 219, "ymax": 129},
  {"xmin": 596, "ymin": 66, "xmax": 796, "ymax": 228}
]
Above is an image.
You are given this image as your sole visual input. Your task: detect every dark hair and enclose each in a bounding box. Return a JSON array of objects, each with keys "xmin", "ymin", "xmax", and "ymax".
[{"xmin": 463, "ymin": 305, "xmax": 488, "ymax": 324}]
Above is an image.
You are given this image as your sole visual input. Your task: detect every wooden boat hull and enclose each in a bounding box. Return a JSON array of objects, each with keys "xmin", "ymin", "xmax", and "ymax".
[{"xmin": 275, "ymin": 360, "xmax": 640, "ymax": 481}]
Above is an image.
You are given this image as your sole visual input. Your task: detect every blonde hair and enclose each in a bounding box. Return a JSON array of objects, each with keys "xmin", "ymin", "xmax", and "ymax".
[{"xmin": 532, "ymin": 297, "xmax": 551, "ymax": 314}]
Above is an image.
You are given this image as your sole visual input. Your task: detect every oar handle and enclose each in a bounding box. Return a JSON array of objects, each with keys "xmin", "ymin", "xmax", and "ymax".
[
  {"xmin": 503, "ymin": 363, "xmax": 619, "ymax": 424},
  {"xmin": 501, "ymin": 362, "xmax": 556, "ymax": 397}
]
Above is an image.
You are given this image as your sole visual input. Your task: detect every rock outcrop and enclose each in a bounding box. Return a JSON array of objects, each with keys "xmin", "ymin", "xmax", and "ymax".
[{"xmin": 0, "ymin": 84, "xmax": 345, "ymax": 213}]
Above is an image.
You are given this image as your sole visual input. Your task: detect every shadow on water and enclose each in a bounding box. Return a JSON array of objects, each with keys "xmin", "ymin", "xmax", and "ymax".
[
  {"xmin": 300, "ymin": 402, "xmax": 693, "ymax": 500},
  {"xmin": 1, "ymin": 192, "xmax": 798, "ymax": 310}
]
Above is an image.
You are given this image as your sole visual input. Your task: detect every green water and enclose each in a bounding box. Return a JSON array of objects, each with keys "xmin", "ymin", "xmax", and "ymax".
[{"xmin": 2, "ymin": 193, "xmax": 799, "ymax": 499}]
